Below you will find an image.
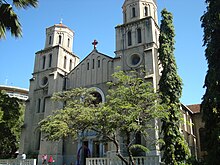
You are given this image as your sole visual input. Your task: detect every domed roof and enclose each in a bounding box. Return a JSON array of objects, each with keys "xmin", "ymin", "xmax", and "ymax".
[{"xmin": 123, "ymin": 0, "xmax": 157, "ymax": 7}]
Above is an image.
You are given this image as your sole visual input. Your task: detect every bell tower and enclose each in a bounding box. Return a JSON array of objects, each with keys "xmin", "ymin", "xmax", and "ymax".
[
  {"xmin": 115, "ymin": 0, "xmax": 160, "ymax": 89},
  {"xmin": 20, "ymin": 22, "xmax": 79, "ymax": 164},
  {"xmin": 115, "ymin": 0, "xmax": 161, "ymax": 157}
]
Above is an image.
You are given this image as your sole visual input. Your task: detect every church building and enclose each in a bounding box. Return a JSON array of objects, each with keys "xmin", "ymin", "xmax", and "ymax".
[{"xmin": 19, "ymin": 0, "xmax": 203, "ymax": 164}]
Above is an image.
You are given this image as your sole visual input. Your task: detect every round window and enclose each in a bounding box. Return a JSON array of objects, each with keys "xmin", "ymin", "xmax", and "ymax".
[
  {"xmin": 127, "ymin": 53, "xmax": 142, "ymax": 67},
  {"xmin": 41, "ymin": 76, "xmax": 48, "ymax": 86},
  {"xmin": 131, "ymin": 54, "xmax": 141, "ymax": 65}
]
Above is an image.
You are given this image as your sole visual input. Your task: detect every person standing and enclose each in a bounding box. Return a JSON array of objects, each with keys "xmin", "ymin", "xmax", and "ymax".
[
  {"xmin": 48, "ymin": 155, "xmax": 54, "ymax": 165},
  {"xmin": 21, "ymin": 152, "xmax": 26, "ymax": 159},
  {"xmin": 42, "ymin": 154, "xmax": 47, "ymax": 165}
]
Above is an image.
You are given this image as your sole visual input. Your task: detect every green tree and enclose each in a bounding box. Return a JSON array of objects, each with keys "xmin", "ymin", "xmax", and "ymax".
[
  {"xmin": 0, "ymin": 91, "xmax": 25, "ymax": 158},
  {"xmin": 40, "ymin": 70, "xmax": 166, "ymax": 165},
  {"xmin": 158, "ymin": 9, "xmax": 190, "ymax": 165},
  {"xmin": 200, "ymin": 0, "xmax": 220, "ymax": 164},
  {"xmin": 0, "ymin": 0, "xmax": 38, "ymax": 39}
]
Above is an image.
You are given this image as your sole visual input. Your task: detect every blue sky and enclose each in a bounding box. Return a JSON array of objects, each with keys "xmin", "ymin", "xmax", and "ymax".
[{"xmin": 0, "ymin": 0, "xmax": 206, "ymax": 105}]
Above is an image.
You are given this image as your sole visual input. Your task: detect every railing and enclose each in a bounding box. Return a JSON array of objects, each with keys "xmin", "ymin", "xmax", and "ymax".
[
  {"xmin": 86, "ymin": 156, "xmax": 161, "ymax": 165},
  {"xmin": 0, "ymin": 159, "xmax": 36, "ymax": 165}
]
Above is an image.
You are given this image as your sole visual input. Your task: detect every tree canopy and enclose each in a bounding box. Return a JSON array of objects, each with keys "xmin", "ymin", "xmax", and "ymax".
[
  {"xmin": 0, "ymin": 91, "xmax": 25, "ymax": 158},
  {"xmin": 201, "ymin": 0, "xmax": 220, "ymax": 164},
  {"xmin": 158, "ymin": 9, "xmax": 190, "ymax": 165},
  {"xmin": 0, "ymin": 0, "xmax": 38, "ymax": 39},
  {"xmin": 40, "ymin": 70, "xmax": 166, "ymax": 165}
]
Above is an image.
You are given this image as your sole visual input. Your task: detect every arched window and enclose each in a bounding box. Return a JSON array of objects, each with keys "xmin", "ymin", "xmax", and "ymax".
[
  {"xmin": 137, "ymin": 28, "xmax": 142, "ymax": 43},
  {"xmin": 69, "ymin": 59, "xmax": 72, "ymax": 71},
  {"xmin": 42, "ymin": 98, "xmax": 46, "ymax": 113},
  {"xmin": 64, "ymin": 56, "xmax": 67, "ymax": 69},
  {"xmin": 49, "ymin": 54, "xmax": 52, "ymax": 67},
  {"xmin": 124, "ymin": 12, "xmax": 127, "ymax": 22},
  {"xmin": 128, "ymin": 31, "xmax": 132, "ymax": 46},
  {"xmin": 37, "ymin": 98, "xmax": 41, "ymax": 113},
  {"xmin": 42, "ymin": 56, "xmax": 46, "ymax": 69},
  {"xmin": 132, "ymin": 7, "xmax": 136, "ymax": 17},
  {"xmin": 98, "ymin": 60, "xmax": 100, "ymax": 68},
  {"xmin": 68, "ymin": 38, "xmax": 70, "ymax": 47},
  {"xmin": 59, "ymin": 35, "xmax": 62, "ymax": 44},
  {"xmin": 144, "ymin": 6, "xmax": 148, "ymax": 16},
  {"xmin": 92, "ymin": 59, "xmax": 95, "ymax": 69},
  {"xmin": 35, "ymin": 131, "xmax": 41, "ymax": 150},
  {"xmin": 87, "ymin": 62, "xmax": 89, "ymax": 70},
  {"xmin": 49, "ymin": 36, "xmax": 52, "ymax": 45}
]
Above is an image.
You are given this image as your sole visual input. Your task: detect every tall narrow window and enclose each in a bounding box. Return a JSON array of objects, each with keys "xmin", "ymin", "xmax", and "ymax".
[
  {"xmin": 128, "ymin": 31, "xmax": 132, "ymax": 46},
  {"xmin": 42, "ymin": 56, "xmax": 46, "ymax": 69},
  {"xmin": 36, "ymin": 131, "xmax": 41, "ymax": 150},
  {"xmin": 37, "ymin": 99, "xmax": 41, "ymax": 113},
  {"xmin": 87, "ymin": 62, "xmax": 89, "ymax": 70},
  {"xmin": 144, "ymin": 6, "xmax": 148, "ymax": 16},
  {"xmin": 135, "ymin": 132, "xmax": 141, "ymax": 144},
  {"xmin": 42, "ymin": 98, "xmax": 46, "ymax": 113},
  {"xmin": 59, "ymin": 35, "xmax": 62, "ymax": 44},
  {"xmin": 124, "ymin": 12, "xmax": 127, "ymax": 23},
  {"xmin": 98, "ymin": 60, "xmax": 100, "ymax": 68},
  {"xmin": 49, "ymin": 54, "xmax": 52, "ymax": 67},
  {"xmin": 132, "ymin": 7, "xmax": 136, "ymax": 17},
  {"xmin": 49, "ymin": 36, "xmax": 52, "ymax": 45},
  {"xmin": 137, "ymin": 28, "xmax": 142, "ymax": 43},
  {"xmin": 92, "ymin": 59, "xmax": 95, "ymax": 69},
  {"xmin": 68, "ymin": 38, "xmax": 70, "ymax": 47},
  {"xmin": 69, "ymin": 59, "xmax": 72, "ymax": 71},
  {"xmin": 64, "ymin": 56, "xmax": 67, "ymax": 69}
]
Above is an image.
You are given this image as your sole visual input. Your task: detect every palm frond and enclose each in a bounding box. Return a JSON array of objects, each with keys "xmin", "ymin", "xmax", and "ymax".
[
  {"xmin": 13, "ymin": 0, "xmax": 38, "ymax": 8},
  {"xmin": 0, "ymin": 4, "xmax": 22, "ymax": 39}
]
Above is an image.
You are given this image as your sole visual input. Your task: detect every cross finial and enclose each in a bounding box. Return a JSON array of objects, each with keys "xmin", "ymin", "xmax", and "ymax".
[{"xmin": 92, "ymin": 39, "xmax": 98, "ymax": 49}]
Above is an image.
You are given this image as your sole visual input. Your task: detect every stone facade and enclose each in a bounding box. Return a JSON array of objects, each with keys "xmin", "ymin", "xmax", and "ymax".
[{"xmin": 19, "ymin": 0, "xmax": 203, "ymax": 165}]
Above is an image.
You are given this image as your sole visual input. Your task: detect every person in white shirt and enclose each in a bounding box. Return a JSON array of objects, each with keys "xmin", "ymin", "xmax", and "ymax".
[{"xmin": 21, "ymin": 152, "xmax": 26, "ymax": 159}]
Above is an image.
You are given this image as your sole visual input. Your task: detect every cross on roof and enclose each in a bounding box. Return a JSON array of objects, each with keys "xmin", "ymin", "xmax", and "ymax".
[{"xmin": 92, "ymin": 39, "xmax": 98, "ymax": 49}]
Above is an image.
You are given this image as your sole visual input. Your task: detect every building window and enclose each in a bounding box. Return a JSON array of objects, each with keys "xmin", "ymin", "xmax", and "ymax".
[
  {"xmin": 128, "ymin": 31, "xmax": 132, "ymax": 46},
  {"xmin": 144, "ymin": 6, "xmax": 148, "ymax": 16},
  {"xmin": 42, "ymin": 56, "xmax": 46, "ymax": 69},
  {"xmin": 68, "ymin": 38, "xmax": 70, "ymax": 47},
  {"xmin": 135, "ymin": 132, "xmax": 141, "ymax": 144},
  {"xmin": 92, "ymin": 59, "xmax": 95, "ymax": 69},
  {"xmin": 37, "ymin": 98, "xmax": 41, "ymax": 113},
  {"xmin": 49, "ymin": 54, "xmax": 52, "ymax": 67},
  {"xmin": 137, "ymin": 28, "xmax": 142, "ymax": 43},
  {"xmin": 69, "ymin": 59, "xmax": 72, "ymax": 71},
  {"xmin": 36, "ymin": 131, "xmax": 41, "ymax": 150},
  {"xmin": 132, "ymin": 7, "xmax": 136, "ymax": 17},
  {"xmin": 64, "ymin": 56, "xmax": 67, "ymax": 69},
  {"xmin": 59, "ymin": 35, "xmax": 62, "ymax": 44},
  {"xmin": 131, "ymin": 54, "xmax": 141, "ymax": 66},
  {"xmin": 42, "ymin": 98, "xmax": 46, "ymax": 113},
  {"xmin": 49, "ymin": 36, "xmax": 52, "ymax": 45},
  {"xmin": 98, "ymin": 60, "xmax": 100, "ymax": 68},
  {"xmin": 87, "ymin": 62, "xmax": 89, "ymax": 70}
]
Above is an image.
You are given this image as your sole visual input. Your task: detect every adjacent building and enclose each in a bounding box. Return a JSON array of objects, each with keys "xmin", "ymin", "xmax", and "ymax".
[{"xmin": 0, "ymin": 85, "xmax": 28, "ymax": 101}]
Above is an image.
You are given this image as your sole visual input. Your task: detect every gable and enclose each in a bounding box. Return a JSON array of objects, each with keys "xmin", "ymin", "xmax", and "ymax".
[{"xmin": 67, "ymin": 49, "xmax": 114, "ymax": 88}]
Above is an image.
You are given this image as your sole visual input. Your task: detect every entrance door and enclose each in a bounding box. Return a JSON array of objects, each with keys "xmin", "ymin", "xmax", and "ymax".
[{"xmin": 77, "ymin": 141, "xmax": 90, "ymax": 165}]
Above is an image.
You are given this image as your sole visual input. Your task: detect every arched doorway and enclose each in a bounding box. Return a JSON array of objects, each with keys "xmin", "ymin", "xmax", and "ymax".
[{"xmin": 77, "ymin": 141, "xmax": 90, "ymax": 165}]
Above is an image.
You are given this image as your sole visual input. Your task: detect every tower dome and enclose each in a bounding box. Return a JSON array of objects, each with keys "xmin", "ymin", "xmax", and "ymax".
[{"xmin": 122, "ymin": 0, "xmax": 158, "ymax": 24}]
